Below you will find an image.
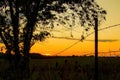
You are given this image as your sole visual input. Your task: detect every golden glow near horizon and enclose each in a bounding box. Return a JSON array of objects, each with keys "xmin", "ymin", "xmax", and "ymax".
[
  {"xmin": 31, "ymin": 0, "xmax": 120, "ymax": 56},
  {"xmin": 30, "ymin": 38, "xmax": 120, "ymax": 56}
]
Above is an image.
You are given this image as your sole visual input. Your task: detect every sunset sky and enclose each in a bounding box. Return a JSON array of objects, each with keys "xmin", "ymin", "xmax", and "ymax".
[
  {"xmin": 0, "ymin": 0, "xmax": 120, "ymax": 56},
  {"xmin": 31, "ymin": 0, "xmax": 120, "ymax": 56}
]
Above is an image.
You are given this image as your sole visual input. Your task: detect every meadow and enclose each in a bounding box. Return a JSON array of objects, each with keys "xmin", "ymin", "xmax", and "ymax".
[{"xmin": 0, "ymin": 54, "xmax": 120, "ymax": 80}]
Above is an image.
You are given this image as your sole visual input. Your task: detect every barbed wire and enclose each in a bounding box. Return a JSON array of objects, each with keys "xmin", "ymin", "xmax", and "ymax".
[{"xmin": 53, "ymin": 23, "xmax": 120, "ymax": 55}]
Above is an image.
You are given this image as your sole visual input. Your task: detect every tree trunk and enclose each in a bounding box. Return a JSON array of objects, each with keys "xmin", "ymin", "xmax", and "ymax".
[
  {"xmin": 9, "ymin": 0, "xmax": 21, "ymax": 65},
  {"xmin": 23, "ymin": 0, "xmax": 41, "ymax": 56},
  {"xmin": 22, "ymin": 1, "xmax": 41, "ymax": 77},
  {"xmin": 8, "ymin": 1, "xmax": 22, "ymax": 79}
]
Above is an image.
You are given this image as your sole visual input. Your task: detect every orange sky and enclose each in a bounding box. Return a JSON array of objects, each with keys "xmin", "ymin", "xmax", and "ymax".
[
  {"xmin": 30, "ymin": 0, "xmax": 120, "ymax": 56},
  {"xmin": 0, "ymin": 0, "xmax": 120, "ymax": 56},
  {"xmin": 30, "ymin": 38, "xmax": 120, "ymax": 56}
]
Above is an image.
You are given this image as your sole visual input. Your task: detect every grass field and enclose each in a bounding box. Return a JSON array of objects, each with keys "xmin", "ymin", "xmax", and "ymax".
[{"xmin": 0, "ymin": 55, "xmax": 120, "ymax": 80}]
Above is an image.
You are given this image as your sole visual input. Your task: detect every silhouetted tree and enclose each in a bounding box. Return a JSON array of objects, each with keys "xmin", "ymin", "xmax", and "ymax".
[{"xmin": 0, "ymin": 0, "xmax": 106, "ymax": 79}]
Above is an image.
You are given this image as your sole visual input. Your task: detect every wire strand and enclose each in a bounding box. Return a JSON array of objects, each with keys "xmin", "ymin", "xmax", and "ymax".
[{"xmin": 53, "ymin": 24, "xmax": 120, "ymax": 55}]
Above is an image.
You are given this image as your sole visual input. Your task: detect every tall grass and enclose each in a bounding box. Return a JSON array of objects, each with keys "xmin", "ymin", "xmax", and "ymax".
[{"xmin": 0, "ymin": 56, "xmax": 120, "ymax": 80}]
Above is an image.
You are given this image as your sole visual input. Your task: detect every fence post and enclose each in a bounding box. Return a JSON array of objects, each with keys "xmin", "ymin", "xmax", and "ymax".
[{"xmin": 94, "ymin": 17, "xmax": 98, "ymax": 80}]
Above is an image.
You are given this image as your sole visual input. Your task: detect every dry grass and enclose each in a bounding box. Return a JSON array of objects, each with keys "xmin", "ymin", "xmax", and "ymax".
[{"xmin": 0, "ymin": 56, "xmax": 120, "ymax": 80}]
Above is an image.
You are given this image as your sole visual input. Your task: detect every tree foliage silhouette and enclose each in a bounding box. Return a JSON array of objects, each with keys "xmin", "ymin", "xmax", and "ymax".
[{"xmin": 0, "ymin": 0, "xmax": 106, "ymax": 79}]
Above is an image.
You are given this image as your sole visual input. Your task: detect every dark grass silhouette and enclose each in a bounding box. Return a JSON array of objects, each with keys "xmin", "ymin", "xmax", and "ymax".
[{"xmin": 0, "ymin": 53, "xmax": 120, "ymax": 80}]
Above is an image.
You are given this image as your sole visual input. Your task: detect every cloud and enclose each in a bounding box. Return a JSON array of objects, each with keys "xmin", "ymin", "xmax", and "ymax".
[
  {"xmin": 87, "ymin": 39, "xmax": 119, "ymax": 42},
  {"xmin": 98, "ymin": 39, "xmax": 118, "ymax": 42}
]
